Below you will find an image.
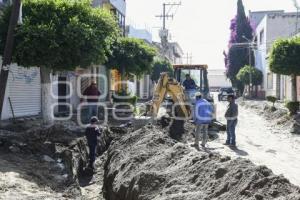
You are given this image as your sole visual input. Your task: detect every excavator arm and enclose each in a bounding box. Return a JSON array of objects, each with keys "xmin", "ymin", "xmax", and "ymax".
[{"xmin": 150, "ymin": 73, "xmax": 191, "ymax": 119}]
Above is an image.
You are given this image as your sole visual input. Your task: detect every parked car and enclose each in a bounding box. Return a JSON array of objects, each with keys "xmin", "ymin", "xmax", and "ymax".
[{"xmin": 218, "ymin": 87, "xmax": 235, "ymax": 101}]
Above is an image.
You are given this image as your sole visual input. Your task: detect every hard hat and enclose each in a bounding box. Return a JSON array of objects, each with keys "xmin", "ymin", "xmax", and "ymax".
[
  {"xmin": 90, "ymin": 116, "xmax": 99, "ymax": 123},
  {"xmin": 195, "ymin": 92, "xmax": 202, "ymax": 97}
]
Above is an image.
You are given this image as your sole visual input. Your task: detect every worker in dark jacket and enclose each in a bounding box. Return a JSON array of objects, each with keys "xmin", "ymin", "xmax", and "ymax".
[
  {"xmin": 183, "ymin": 74, "xmax": 197, "ymax": 90},
  {"xmin": 224, "ymin": 95, "xmax": 238, "ymax": 147},
  {"xmin": 85, "ymin": 116, "xmax": 102, "ymax": 170},
  {"xmin": 82, "ymin": 81, "xmax": 101, "ymax": 119}
]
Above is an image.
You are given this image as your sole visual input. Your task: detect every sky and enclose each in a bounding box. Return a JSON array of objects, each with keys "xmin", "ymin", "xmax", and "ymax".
[{"xmin": 126, "ymin": 0, "xmax": 297, "ymax": 70}]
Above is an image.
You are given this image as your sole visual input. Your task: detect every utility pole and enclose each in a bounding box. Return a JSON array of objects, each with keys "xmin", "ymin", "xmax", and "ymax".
[
  {"xmin": 242, "ymin": 36, "xmax": 255, "ymax": 98},
  {"xmin": 155, "ymin": 2, "xmax": 181, "ymax": 30},
  {"xmin": 0, "ymin": 0, "xmax": 22, "ymax": 119},
  {"xmin": 292, "ymin": 0, "xmax": 300, "ymax": 34},
  {"xmin": 183, "ymin": 52, "xmax": 193, "ymax": 64},
  {"xmin": 155, "ymin": 2, "xmax": 181, "ymax": 58}
]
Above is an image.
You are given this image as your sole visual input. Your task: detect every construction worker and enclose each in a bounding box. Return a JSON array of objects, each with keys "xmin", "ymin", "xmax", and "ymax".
[
  {"xmin": 82, "ymin": 81, "xmax": 101, "ymax": 120},
  {"xmin": 193, "ymin": 92, "xmax": 213, "ymax": 148},
  {"xmin": 224, "ymin": 94, "xmax": 238, "ymax": 147},
  {"xmin": 85, "ymin": 116, "xmax": 102, "ymax": 170},
  {"xmin": 183, "ymin": 74, "xmax": 197, "ymax": 90}
]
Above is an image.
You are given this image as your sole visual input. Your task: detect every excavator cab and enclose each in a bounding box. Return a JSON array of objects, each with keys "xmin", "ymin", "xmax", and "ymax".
[{"xmin": 173, "ymin": 64, "xmax": 213, "ymax": 104}]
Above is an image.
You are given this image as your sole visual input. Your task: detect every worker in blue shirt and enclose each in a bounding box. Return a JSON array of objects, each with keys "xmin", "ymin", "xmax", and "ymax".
[{"xmin": 193, "ymin": 92, "xmax": 213, "ymax": 148}]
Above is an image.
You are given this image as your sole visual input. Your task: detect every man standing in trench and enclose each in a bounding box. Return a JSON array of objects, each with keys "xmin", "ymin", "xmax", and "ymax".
[
  {"xmin": 224, "ymin": 94, "xmax": 238, "ymax": 147},
  {"xmin": 193, "ymin": 92, "xmax": 213, "ymax": 148},
  {"xmin": 85, "ymin": 116, "xmax": 102, "ymax": 170}
]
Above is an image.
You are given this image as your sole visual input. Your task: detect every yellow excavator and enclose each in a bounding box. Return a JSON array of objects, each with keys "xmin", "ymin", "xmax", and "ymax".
[
  {"xmin": 145, "ymin": 64, "xmax": 225, "ymax": 139},
  {"xmin": 150, "ymin": 72, "xmax": 191, "ymax": 119},
  {"xmin": 149, "ymin": 64, "xmax": 211, "ymax": 120}
]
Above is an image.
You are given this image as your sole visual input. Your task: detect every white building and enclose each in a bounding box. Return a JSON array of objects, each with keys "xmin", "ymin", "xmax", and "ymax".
[
  {"xmin": 252, "ymin": 11, "xmax": 300, "ymax": 100},
  {"xmin": 208, "ymin": 69, "xmax": 231, "ymax": 90},
  {"xmin": 93, "ymin": 0, "xmax": 126, "ymax": 34},
  {"xmin": 127, "ymin": 25, "xmax": 152, "ymax": 43},
  {"xmin": 153, "ymin": 42, "xmax": 183, "ymax": 65}
]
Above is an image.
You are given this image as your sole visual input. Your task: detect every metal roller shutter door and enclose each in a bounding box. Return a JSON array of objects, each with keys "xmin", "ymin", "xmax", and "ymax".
[{"xmin": 8, "ymin": 64, "xmax": 41, "ymax": 118}]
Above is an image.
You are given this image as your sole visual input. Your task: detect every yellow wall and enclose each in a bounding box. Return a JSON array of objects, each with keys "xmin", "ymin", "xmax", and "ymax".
[{"xmin": 110, "ymin": 69, "xmax": 121, "ymax": 91}]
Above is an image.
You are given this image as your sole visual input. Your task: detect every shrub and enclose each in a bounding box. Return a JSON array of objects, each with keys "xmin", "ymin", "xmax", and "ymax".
[
  {"xmin": 266, "ymin": 96, "xmax": 277, "ymax": 107},
  {"xmin": 237, "ymin": 65, "xmax": 263, "ymax": 86},
  {"xmin": 285, "ymin": 101, "xmax": 299, "ymax": 115}
]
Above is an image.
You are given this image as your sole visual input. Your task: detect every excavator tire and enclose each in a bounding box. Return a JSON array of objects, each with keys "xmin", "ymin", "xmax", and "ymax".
[{"xmin": 211, "ymin": 120, "xmax": 226, "ymax": 131}]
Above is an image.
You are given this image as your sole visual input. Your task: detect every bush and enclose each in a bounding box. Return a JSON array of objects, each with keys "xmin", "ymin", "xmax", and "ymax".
[
  {"xmin": 266, "ymin": 96, "xmax": 277, "ymax": 107},
  {"xmin": 237, "ymin": 65, "xmax": 263, "ymax": 86},
  {"xmin": 285, "ymin": 101, "xmax": 299, "ymax": 115}
]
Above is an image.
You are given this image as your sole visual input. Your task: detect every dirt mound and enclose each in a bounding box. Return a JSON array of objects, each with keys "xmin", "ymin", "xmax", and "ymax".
[{"xmin": 103, "ymin": 125, "xmax": 300, "ymax": 200}]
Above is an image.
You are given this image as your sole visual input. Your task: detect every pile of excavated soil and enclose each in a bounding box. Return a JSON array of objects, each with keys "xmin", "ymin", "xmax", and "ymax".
[{"xmin": 103, "ymin": 124, "xmax": 300, "ymax": 200}]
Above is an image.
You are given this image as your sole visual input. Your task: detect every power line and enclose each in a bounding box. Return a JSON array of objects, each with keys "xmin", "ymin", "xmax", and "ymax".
[
  {"xmin": 182, "ymin": 52, "xmax": 193, "ymax": 64},
  {"xmin": 155, "ymin": 2, "xmax": 181, "ymax": 30}
]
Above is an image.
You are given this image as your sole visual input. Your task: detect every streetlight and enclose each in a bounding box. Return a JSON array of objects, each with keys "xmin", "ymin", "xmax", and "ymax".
[
  {"xmin": 292, "ymin": 0, "xmax": 300, "ymax": 34},
  {"xmin": 242, "ymin": 35, "xmax": 254, "ymax": 97}
]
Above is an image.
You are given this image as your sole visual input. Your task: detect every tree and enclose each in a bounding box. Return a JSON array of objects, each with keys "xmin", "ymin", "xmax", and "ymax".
[
  {"xmin": 150, "ymin": 58, "xmax": 173, "ymax": 82},
  {"xmin": 225, "ymin": 0, "xmax": 254, "ymax": 92},
  {"xmin": 269, "ymin": 37, "xmax": 300, "ymax": 102},
  {"xmin": 0, "ymin": 0, "xmax": 119, "ymax": 123},
  {"xmin": 106, "ymin": 37, "xmax": 157, "ymax": 92},
  {"xmin": 237, "ymin": 65, "xmax": 263, "ymax": 86}
]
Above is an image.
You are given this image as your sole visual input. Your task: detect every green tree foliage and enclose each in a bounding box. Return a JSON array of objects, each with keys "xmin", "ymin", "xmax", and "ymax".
[
  {"xmin": 0, "ymin": 0, "xmax": 119, "ymax": 70},
  {"xmin": 106, "ymin": 37, "xmax": 157, "ymax": 78},
  {"xmin": 269, "ymin": 37, "xmax": 300, "ymax": 75},
  {"xmin": 150, "ymin": 58, "xmax": 173, "ymax": 82},
  {"xmin": 270, "ymin": 37, "xmax": 300, "ymax": 102},
  {"xmin": 237, "ymin": 65, "xmax": 263, "ymax": 86},
  {"xmin": 0, "ymin": 0, "xmax": 119, "ymax": 123}
]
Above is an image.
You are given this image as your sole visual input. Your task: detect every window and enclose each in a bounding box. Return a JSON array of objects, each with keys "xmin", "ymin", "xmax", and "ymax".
[
  {"xmin": 259, "ymin": 29, "xmax": 264, "ymax": 45},
  {"xmin": 267, "ymin": 72, "xmax": 273, "ymax": 89}
]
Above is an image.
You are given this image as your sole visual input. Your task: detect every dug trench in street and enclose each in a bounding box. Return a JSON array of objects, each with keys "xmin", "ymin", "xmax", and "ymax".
[{"xmin": 205, "ymin": 93, "xmax": 300, "ymax": 187}]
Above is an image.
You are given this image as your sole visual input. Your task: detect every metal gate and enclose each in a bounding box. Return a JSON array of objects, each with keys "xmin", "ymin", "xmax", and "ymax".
[{"xmin": 7, "ymin": 64, "xmax": 41, "ymax": 118}]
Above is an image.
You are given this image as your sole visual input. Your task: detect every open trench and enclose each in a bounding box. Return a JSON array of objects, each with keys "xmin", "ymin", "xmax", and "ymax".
[
  {"xmin": 1, "ymin": 118, "xmax": 300, "ymax": 200},
  {"xmin": 0, "ymin": 121, "xmax": 126, "ymax": 200}
]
